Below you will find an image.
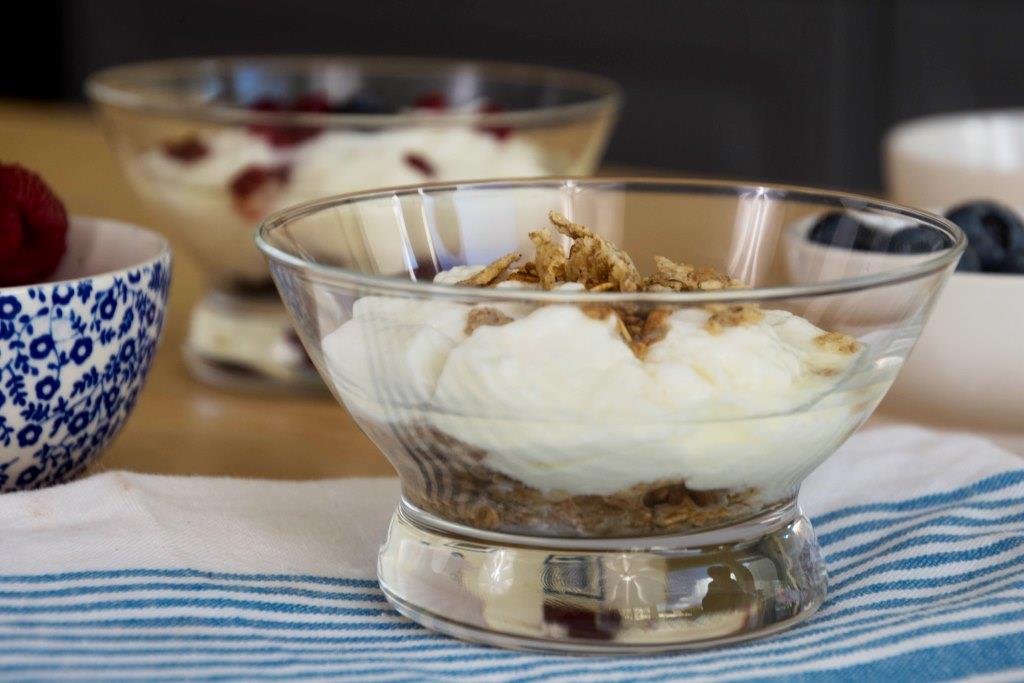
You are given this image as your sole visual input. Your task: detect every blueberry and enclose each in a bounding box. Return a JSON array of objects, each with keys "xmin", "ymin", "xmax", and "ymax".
[
  {"xmin": 1000, "ymin": 249, "xmax": 1024, "ymax": 274},
  {"xmin": 956, "ymin": 245, "xmax": 982, "ymax": 272},
  {"xmin": 944, "ymin": 201, "xmax": 1024, "ymax": 272},
  {"xmin": 807, "ymin": 212, "xmax": 881, "ymax": 251},
  {"xmin": 887, "ymin": 226, "xmax": 949, "ymax": 254}
]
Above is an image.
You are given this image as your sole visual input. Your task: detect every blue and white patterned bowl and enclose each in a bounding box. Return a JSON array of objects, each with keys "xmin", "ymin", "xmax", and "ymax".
[{"xmin": 0, "ymin": 216, "xmax": 171, "ymax": 491}]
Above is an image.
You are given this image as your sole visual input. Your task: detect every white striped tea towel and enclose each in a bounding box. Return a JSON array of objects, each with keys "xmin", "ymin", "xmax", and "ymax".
[{"xmin": 0, "ymin": 425, "xmax": 1023, "ymax": 681}]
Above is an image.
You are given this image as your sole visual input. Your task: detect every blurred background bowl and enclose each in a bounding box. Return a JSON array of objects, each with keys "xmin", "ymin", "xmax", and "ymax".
[
  {"xmin": 883, "ymin": 111, "xmax": 1024, "ymax": 432},
  {"xmin": 87, "ymin": 56, "xmax": 620, "ymax": 393},
  {"xmin": 0, "ymin": 217, "xmax": 170, "ymax": 491},
  {"xmin": 885, "ymin": 110, "xmax": 1024, "ymax": 208}
]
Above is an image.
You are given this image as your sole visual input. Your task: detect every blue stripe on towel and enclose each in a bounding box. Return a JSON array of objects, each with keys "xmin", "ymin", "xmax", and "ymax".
[
  {"xmin": 811, "ymin": 471, "xmax": 1024, "ymax": 526},
  {"xmin": 0, "ymin": 582, "xmax": 389, "ymax": 603},
  {"xmin": 1, "ymin": 470, "xmax": 1023, "ymax": 681}
]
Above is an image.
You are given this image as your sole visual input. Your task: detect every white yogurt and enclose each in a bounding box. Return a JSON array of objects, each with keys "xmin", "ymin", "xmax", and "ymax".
[{"xmin": 130, "ymin": 127, "xmax": 550, "ymax": 281}]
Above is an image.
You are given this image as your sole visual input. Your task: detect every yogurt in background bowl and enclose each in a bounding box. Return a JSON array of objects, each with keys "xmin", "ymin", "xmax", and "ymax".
[{"xmin": 130, "ymin": 125, "xmax": 553, "ymax": 286}]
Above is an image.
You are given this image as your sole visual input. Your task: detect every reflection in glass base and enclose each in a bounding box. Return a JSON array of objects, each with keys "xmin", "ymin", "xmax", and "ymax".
[
  {"xmin": 378, "ymin": 498, "xmax": 826, "ymax": 653},
  {"xmin": 183, "ymin": 291, "xmax": 325, "ymax": 393}
]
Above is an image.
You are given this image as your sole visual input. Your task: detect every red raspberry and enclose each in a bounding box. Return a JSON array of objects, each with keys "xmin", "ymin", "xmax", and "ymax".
[
  {"xmin": 478, "ymin": 102, "xmax": 512, "ymax": 141},
  {"xmin": 403, "ymin": 153, "xmax": 436, "ymax": 177},
  {"xmin": 0, "ymin": 164, "xmax": 69, "ymax": 286},
  {"xmin": 292, "ymin": 93, "xmax": 331, "ymax": 113},
  {"xmin": 247, "ymin": 94, "xmax": 326, "ymax": 147},
  {"xmin": 229, "ymin": 164, "xmax": 291, "ymax": 220},
  {"xmin": 251, "ymin": 122, "xmax": 322, "ymax": 148},
  {"xmin": 413, "ymin": 92, "xmax": 447, "ymax": 110},
  {"xmin": 162, "ymin": 135, "xmax": 209, "ymax": 163},
  {"xmin": 247, "ymin": 96, "xmax": 284, "ymax": 113}
]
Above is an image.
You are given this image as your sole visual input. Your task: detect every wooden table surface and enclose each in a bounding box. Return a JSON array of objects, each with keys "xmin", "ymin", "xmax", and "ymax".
[{"xmin": 2, "ymin": 99, "xmax": 1019, "ymax": 479}]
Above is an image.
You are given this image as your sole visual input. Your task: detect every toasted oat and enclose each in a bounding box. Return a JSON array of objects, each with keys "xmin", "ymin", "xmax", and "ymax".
[
  {"xmin": 617, "ymin": 306, "xmax": 646, "ymax": 338},
  {"xmin": 549, "ymin": 212, "xmax": 642, "ymax": 292},
  {"xmin": 506, "ymin": 271, "xmax": 540, "ymax": 284},
  {"xmin": 566, "ymin": 236, "xmax": 643, "ymax": 291},
  {"xmin": 547, "ymin": 210, "xmax": 591, "ymax": 240},
  {"xmin": 580, "ymin": 303, "xmax": 612, "ymax": 321},
  {"xmin": 465, "ymin": 307, "xmax": 514, "ymax": 335},
  {"xmin": 697, "ymin": 267, "xmax": 748, "ymax": 291},
  {"xmin": 528, "ymin": 229, "xmax": 568, "ymax": 290},
  {"xmin": 642, "ymin": 308, "xmax": 673, "ymax": 338},
  {"xmin": 506, "ymin": 261, "xmax": 540, "ymax": 283},
  {"xmin": 629, "ymin": 307, "xmax": 673, "ymax": 358},
  {"xmin": 644, "ymin": 256, "xmax": 695, "ymax": 292},
  {"xmin": 814, "ymin": 331, "xmax": 862, "ymax": 355},
  {"xmin": 644, "ymin": 256, "xmax": 746, "ymax": 292},
  {"xmin": 629, "ymin": 340, "xmax": 650, "ymax": 358},
  {"xmin": 614, "ymin": 317, "xmax": 632, "ymax": 343},
  {"xmin": 703, "ymin": 304, "xmax": 765, "ymax": 335},
  {"xmin": 580, "ymin": 303, "xmax": 633, "ymax": 344},
  {"xmin": 457, "ymin": 252, "xmax": 521, "ymax": 287}
]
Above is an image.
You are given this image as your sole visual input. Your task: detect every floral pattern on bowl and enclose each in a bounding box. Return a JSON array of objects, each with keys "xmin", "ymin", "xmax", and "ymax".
[{"xmin": 0, "ymin": 217, "xmax": 171, "ymax": 491}]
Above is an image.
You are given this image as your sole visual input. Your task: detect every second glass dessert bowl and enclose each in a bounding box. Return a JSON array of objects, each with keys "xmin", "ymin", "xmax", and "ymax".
[
  {"xmin": 257, "ymin": 179, "xmax": 963, "ymax": 652},
  {"xmin": 87, "ymin": 56, "xmax": 620, "ymax": 391}
]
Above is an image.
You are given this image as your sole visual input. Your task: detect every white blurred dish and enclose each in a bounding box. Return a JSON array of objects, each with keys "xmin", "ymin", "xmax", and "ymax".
[
  {"xmin": 885, "ymin": 110, "xmax": 1024, "ymax": 208},
  {"xmin": 883, "ymin": 112, "xmax": 1024, "ymax": 431},
  {"xmin": 880, "ymin": 269, "xmax": 1024, "ymax": 430}
]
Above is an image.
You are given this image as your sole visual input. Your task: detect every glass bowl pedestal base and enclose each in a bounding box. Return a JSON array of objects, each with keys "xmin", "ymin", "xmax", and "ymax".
[
  {"xmin": 378, "ymin": 498, "xmax": 826, "ymax": 653},
  {"xmin": 183, "ymin": 290, "xmax": 324, "ymax": 393}
]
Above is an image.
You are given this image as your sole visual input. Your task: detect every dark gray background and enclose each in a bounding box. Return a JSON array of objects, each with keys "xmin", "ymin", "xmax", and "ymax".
[{"xmin": 6, "ymin": 0, "xmax": 1024, "ymax": 190}]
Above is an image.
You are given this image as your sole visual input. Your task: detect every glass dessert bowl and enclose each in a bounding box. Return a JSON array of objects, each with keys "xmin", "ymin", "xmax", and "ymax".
[
  {"xmin": 257, "ymin": 179, "xmax": 963, "ymax": 652},
  {"xmin": 87, "ymin": 56, "xmax": 620, "ymax": 391}
]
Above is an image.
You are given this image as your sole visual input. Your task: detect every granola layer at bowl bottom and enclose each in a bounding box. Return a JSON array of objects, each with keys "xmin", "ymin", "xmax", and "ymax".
[{"xmin": 358, "ymin": 418, "xmax": 766, "ymax": 538}]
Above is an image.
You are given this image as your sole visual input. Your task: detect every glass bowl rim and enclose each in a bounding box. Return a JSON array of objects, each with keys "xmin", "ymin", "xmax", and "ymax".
[
  {"xmin": 255, "ymin": 176, "xmax": 967, "ymax": 304},
  {"xmin": 85, "ymin": 54, "xmax": 623, "ymax": 129}
]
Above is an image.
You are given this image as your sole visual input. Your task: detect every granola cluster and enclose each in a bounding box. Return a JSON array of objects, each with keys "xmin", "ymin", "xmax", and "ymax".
[
  {"xmin": 456, "ymin": 212, "xmax": 767, "ymax": 356},
  {"xmin": 362, "ymin": 419, "xmax": 758, "ymax": 537},
  {"xmin": 704, "ymin": 304, "xmax": 765, "ymax": 335},
  {"xmin": 455, "ymin": 211, "xmax": 862, "ymax": 357},
  {"xmin": 458, "ymin": 211, "xmax": 742, "ymax": 295},
  {"xmin": 645, "ymin": 255, "xmax": 746, "ymax": 293},
  {"xmin": 457, "ymin": 252, "xmax": 521, "ymax": 287},
  {"xmin": 814, "ymin": 331, "xmax": 862, "ymax": 355},
  {"xmin": 464, "ymin": 307, "xmax": 513, "ymax": 335}
]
